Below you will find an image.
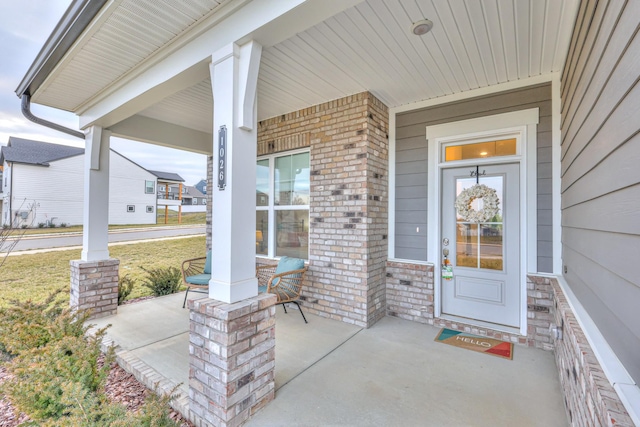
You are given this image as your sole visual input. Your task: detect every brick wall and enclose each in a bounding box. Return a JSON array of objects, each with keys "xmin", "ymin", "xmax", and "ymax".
[
  {"xmin": 550, "ymin": 278, "xmax": 634, "ymax": 427},
  {"xmin": 257, "ymin": 92, "xmax": 389, "ymax": 328},
  {"xmin": 70, "ymin": 258, "xmax": 119, "ymax": 319},
  {"xmin": 386, "ymin": 261, "xmax": 433, "ymax": 324},
  {"xmin": 188, "ymin": 294, "xmax": 277, "ymax": 427}
]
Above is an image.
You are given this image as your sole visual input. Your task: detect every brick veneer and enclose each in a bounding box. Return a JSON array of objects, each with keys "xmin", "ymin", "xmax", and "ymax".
[
  {"xmin": 257, "ymin": 92, "xmax": 389, "ymax": 328},
  {"xmin": 188, "ymin": 293, "xmax": 277, "ymax": 427},
  {"xmin": 70, "ymin": 258, "xmax": 119, "ymax": 319},
  {"xmin": 386, "ymin": 262, "xmax": 634, "ymax": 425},
  {"xmin": 549, "ymin": 277, "xmax": 634, "ymax": 427}
]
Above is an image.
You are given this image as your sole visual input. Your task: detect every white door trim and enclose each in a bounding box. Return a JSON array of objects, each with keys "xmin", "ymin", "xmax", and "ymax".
[{"xmin": 426, "ymin": 108, "xmax": 539, "ymax": 336}]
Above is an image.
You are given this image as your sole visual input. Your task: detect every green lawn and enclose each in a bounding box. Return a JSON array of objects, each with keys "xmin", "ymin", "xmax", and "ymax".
[{"xmin": 0, "ymin": 235, "xmax": 207, "ymax": 308}]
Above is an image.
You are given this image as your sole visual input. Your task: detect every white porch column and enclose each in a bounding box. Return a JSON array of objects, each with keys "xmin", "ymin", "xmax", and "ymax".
[
  {"xmin": 82, "ymin": 126, "xmax": 111, "ymax": 261},
  {"xmin": 70, "ymin": 125, "xmax": 118, "ymax": 319},
  {"xmin": 208, "ymin": 41, "xmax": 262, "ymax": 303}
]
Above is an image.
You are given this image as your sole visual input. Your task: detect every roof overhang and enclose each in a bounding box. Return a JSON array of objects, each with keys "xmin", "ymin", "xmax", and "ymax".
[
  {"xmin": 15, "ymin": 0, "xmax": 108, "ymax": 99},
  {"xmin": 18, "ymin": 0, "xmax": 581, "ymax": 153}
]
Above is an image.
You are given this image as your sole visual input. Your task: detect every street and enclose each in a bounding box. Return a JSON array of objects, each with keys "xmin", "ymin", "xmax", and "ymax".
[{"xmin": 1, "ymin": 225, "xmax": 205, "ymax": 253}]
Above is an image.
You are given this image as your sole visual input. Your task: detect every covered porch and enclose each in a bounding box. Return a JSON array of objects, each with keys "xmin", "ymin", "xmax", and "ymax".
[
  {"xmin": 91, "ymin": 291, "xmax": 566, "ymax": 426},
  {"xmin": 16, "ymin": 0, "xmax": 640, "ymax": 425}
]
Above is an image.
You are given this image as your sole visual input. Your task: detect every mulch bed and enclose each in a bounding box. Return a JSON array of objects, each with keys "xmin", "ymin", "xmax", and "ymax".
[
  {"xmin": 0, "ymin": 363, "xmax": 193, "ymax": 427},
  {"xmin": 0, "ymin": 295, "xmax": 195, "ymax": 426}
]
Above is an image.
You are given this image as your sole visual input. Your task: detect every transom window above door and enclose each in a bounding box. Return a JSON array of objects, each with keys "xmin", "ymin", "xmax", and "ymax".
[{"xmin": 444, "ymin": 138, "xmax": 517, "ymax": 162}]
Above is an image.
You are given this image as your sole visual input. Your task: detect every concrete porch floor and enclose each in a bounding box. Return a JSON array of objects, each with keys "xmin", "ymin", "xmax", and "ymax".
[{"xmin": 91, "ymin": 292, "xmax": 568, "ymax": 426}]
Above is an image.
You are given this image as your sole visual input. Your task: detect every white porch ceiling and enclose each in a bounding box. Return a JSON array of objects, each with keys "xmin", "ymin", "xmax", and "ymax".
[{"xmin": 33, "ymin": 0, "xmax": 579, "ymax": 137}]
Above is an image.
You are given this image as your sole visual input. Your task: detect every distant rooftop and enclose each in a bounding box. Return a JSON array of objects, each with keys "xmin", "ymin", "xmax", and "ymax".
[
  {"xmin": 149, "ymin": 170, "xmax": 185, "ymax": 182},
  {"xmin": 184, "ymin": 185, "xmax": 205, "ymax": 198},
  {"xmin": 0, "ymin": 137, "xmax": 83, "ymax": 166}
]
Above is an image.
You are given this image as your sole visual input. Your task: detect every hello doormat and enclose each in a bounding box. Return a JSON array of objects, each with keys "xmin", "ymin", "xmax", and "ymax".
[{"xmin": 434, "ymin": 328, "xmax": 513, "ymax": 360}]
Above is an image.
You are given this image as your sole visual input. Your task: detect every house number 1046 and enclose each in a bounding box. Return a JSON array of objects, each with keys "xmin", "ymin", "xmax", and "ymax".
[{"xmin": 218, "ymin": 125, "xmax": 227, "ymax": 190}]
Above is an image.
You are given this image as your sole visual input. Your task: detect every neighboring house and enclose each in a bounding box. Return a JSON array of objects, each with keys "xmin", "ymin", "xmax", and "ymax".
[
  {"xmin": 153, "ymin": 182, "xmax": 205, "ymax": 205},
  {"xmin": 15, "ymin": 1, "xmax": 640, "ymax": 426},
  {"xmin": 1, "ymin": 137, "xmax": 157, "ymax": 226},
  {"xmin": 150, "ymin": 170, "xmax": 185, "ymax": 202},
  {"xmin": 194, "ymin": 179, "xmax": 207, "ymax": 195},
  {"xmin": 150, "ymin": 170, "xmax": 186, "ymax": 222},
  {"xmin": 177, "ymin": 186, "xmax": 207, "ymax": 214},
  {"xmin": 182, "ymin": 186, "xmax": 206, "ymax": 206}
]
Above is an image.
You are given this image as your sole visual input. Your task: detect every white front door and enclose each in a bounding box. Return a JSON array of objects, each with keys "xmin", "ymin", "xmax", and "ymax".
[{"xmin": 441, "ymin": 163, "xmax": 520, "ymax": 328}]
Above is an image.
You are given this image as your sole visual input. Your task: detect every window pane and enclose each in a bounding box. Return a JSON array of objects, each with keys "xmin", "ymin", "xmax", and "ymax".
[
  {"xmin": 291, "ymin": 152, "xmax": 310, "ymax": 205},
  {"xmin": 456, "ymin": 223, "xmax": 478, "ymax": 268},
  {"xmin": 276, "ymin": 210, "xmax": 308, "ymax": 260},
  {"xmin": 445, "ymin": 138, "xmax": 516, "ymax": 162},
  {"xmin": 479, "ymin": 224, "xmax": 503, "ymax": 270},
  {"xmin": 454, "ymin": 175, "xmax": 504, "ymax": 271},
  {"xmin": 256, "ymin": 211, "xmax": 268, "ymax": 256},
  {"xmin": 275, "ymin": 153, "xmax": 310, "ymax": 206},
  {"xmin": 256, "ymin": 159, "xmax": 270, "ymax": 206},
  {"xmin": 145, "ymin": 180, "xmax": 155, "ymax": 194}
]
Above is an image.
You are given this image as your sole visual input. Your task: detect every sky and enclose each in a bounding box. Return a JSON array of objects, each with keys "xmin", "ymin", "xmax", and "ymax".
[{"xmin": 0, "ymin": 1, "xmax": 207, "ymax": 186}]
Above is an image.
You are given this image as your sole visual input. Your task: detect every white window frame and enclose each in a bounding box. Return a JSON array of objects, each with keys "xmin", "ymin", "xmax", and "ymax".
[
  {"xmin": 145, "ymin": 180, "xmax": 155, "ymax": 194},
  {"xmin": 257, "ymin": 148, "xmax": 310, "ymax": 259},
  {"xmin": 426, "ymin": 109, "xmax": 539, "ymax": 336}
]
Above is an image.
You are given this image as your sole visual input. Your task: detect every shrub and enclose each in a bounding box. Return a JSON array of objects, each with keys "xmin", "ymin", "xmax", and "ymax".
[
  {"xmin": 0, "ymin": 291, "xmax": 112, "ymax": 420},
  {"xmin": 140, "ymin": 266, "xmax": 182, "ymax": 296},
  {"xmin": 60, "ymin": 222, "xmax": 68, "ymax": 228},
  {"xmin": 0, "ymin": 289, "xmax": 87, "ymax": 355},
  {"xmin": 21, "ymin": 224, "xmax": 28, "ymax": 229},
  {"xmin": 48, "ymin": 222, "xmax": 56, "ymax": 228},
  {"xmin": 6, "ymin": 332, "xmax": 113, "ymax": 420},
  {"xmin": 38, "ymin": 222, "xmax": 46, "ymax": 228},
  {"xmin": 118, "ymin": 275, "xmax": 135, "ymax": 305},
  {"xmin": 0, "ymin": 290, "xmax": 181, "ymax": 426}
]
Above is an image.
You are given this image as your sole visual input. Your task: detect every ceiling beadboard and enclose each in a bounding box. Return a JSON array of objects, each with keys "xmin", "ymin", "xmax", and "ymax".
[{"xmin": 33, "ymin": 0, "xmax": 579, "ymax": 133}]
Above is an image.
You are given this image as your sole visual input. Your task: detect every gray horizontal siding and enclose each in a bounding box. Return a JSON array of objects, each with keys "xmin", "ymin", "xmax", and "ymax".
[
  {"xmin": 395, "ymin": 83, "xmax": 553, "ymax": 271},
  {"xmin": 560, "ymin": 0, "xmax": 640, "ymax": 384}
]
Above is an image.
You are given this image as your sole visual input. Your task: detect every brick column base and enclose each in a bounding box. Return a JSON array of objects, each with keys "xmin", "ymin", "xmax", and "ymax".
[
  {"xmin": 188, "ymin": 293, "xmax": 277, "ymax": 427},
  {"xmin": 70, "ymin": 259, "xmax": 119, "ymax": 319}
]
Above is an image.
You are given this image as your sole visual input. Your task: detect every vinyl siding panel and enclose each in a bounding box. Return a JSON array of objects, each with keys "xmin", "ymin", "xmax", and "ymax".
[
  {"xmin": 560, "ymin": 0, "xmax": 640, "ymax": 384},
  {"xmin": 9, "ymin": 151, "xmax": 157, "ymax": 226},
  {"xmin": 395, "ymin": 83, "xmax": 553, "ymax": 271},
  {"xmin": 109, "ymin": 152, "xmax": 157, "ymax": 225},
  {"xmin": 12, "ymin": 156, "xmax": 85, "ymax": 226}
]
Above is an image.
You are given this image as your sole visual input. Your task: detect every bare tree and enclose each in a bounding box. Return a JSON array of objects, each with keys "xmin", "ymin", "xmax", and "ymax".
[{"xmin": 0, "ymin": 199, "xmax": 38, "ymax": 268}]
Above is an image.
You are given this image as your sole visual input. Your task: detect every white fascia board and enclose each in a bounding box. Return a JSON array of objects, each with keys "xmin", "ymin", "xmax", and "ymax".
[
  {"xmin": 78, "ymin": 0, "xmax": 363, "ymax": 130},
  {"xmin": 109, "ymin": 115, "xmax": 213, "ymax": 155}
]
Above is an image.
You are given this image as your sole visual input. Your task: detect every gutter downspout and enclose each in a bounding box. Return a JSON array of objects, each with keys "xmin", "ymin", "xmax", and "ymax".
[
  {"xmin": 9, "ymin": 164, "xmax": 13, "ymax": 229},
  {"xmin": 21, "ymin": 95, "xmax": 84, "ymax": 139}
]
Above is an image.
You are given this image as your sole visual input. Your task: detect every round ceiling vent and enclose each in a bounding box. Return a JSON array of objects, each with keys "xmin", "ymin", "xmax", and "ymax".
[{"xmin": 411, "ymin": 19, "xmax": 433, "ymax": 36}]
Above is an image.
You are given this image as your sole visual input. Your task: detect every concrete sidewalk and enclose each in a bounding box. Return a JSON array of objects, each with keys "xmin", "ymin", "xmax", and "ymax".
[{"xmin": 91, "ymin": 293, "xmax": 567, "ymax": 426}]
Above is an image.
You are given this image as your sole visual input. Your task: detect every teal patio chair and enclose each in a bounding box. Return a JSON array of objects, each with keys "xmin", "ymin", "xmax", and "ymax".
[
  {"xmin": 181, "ymin": 250, "xmax": 212, "ymax": 308},
  {"xmin": 256, "ymin": 256, "xmax": 308, "ymax": 323}
]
